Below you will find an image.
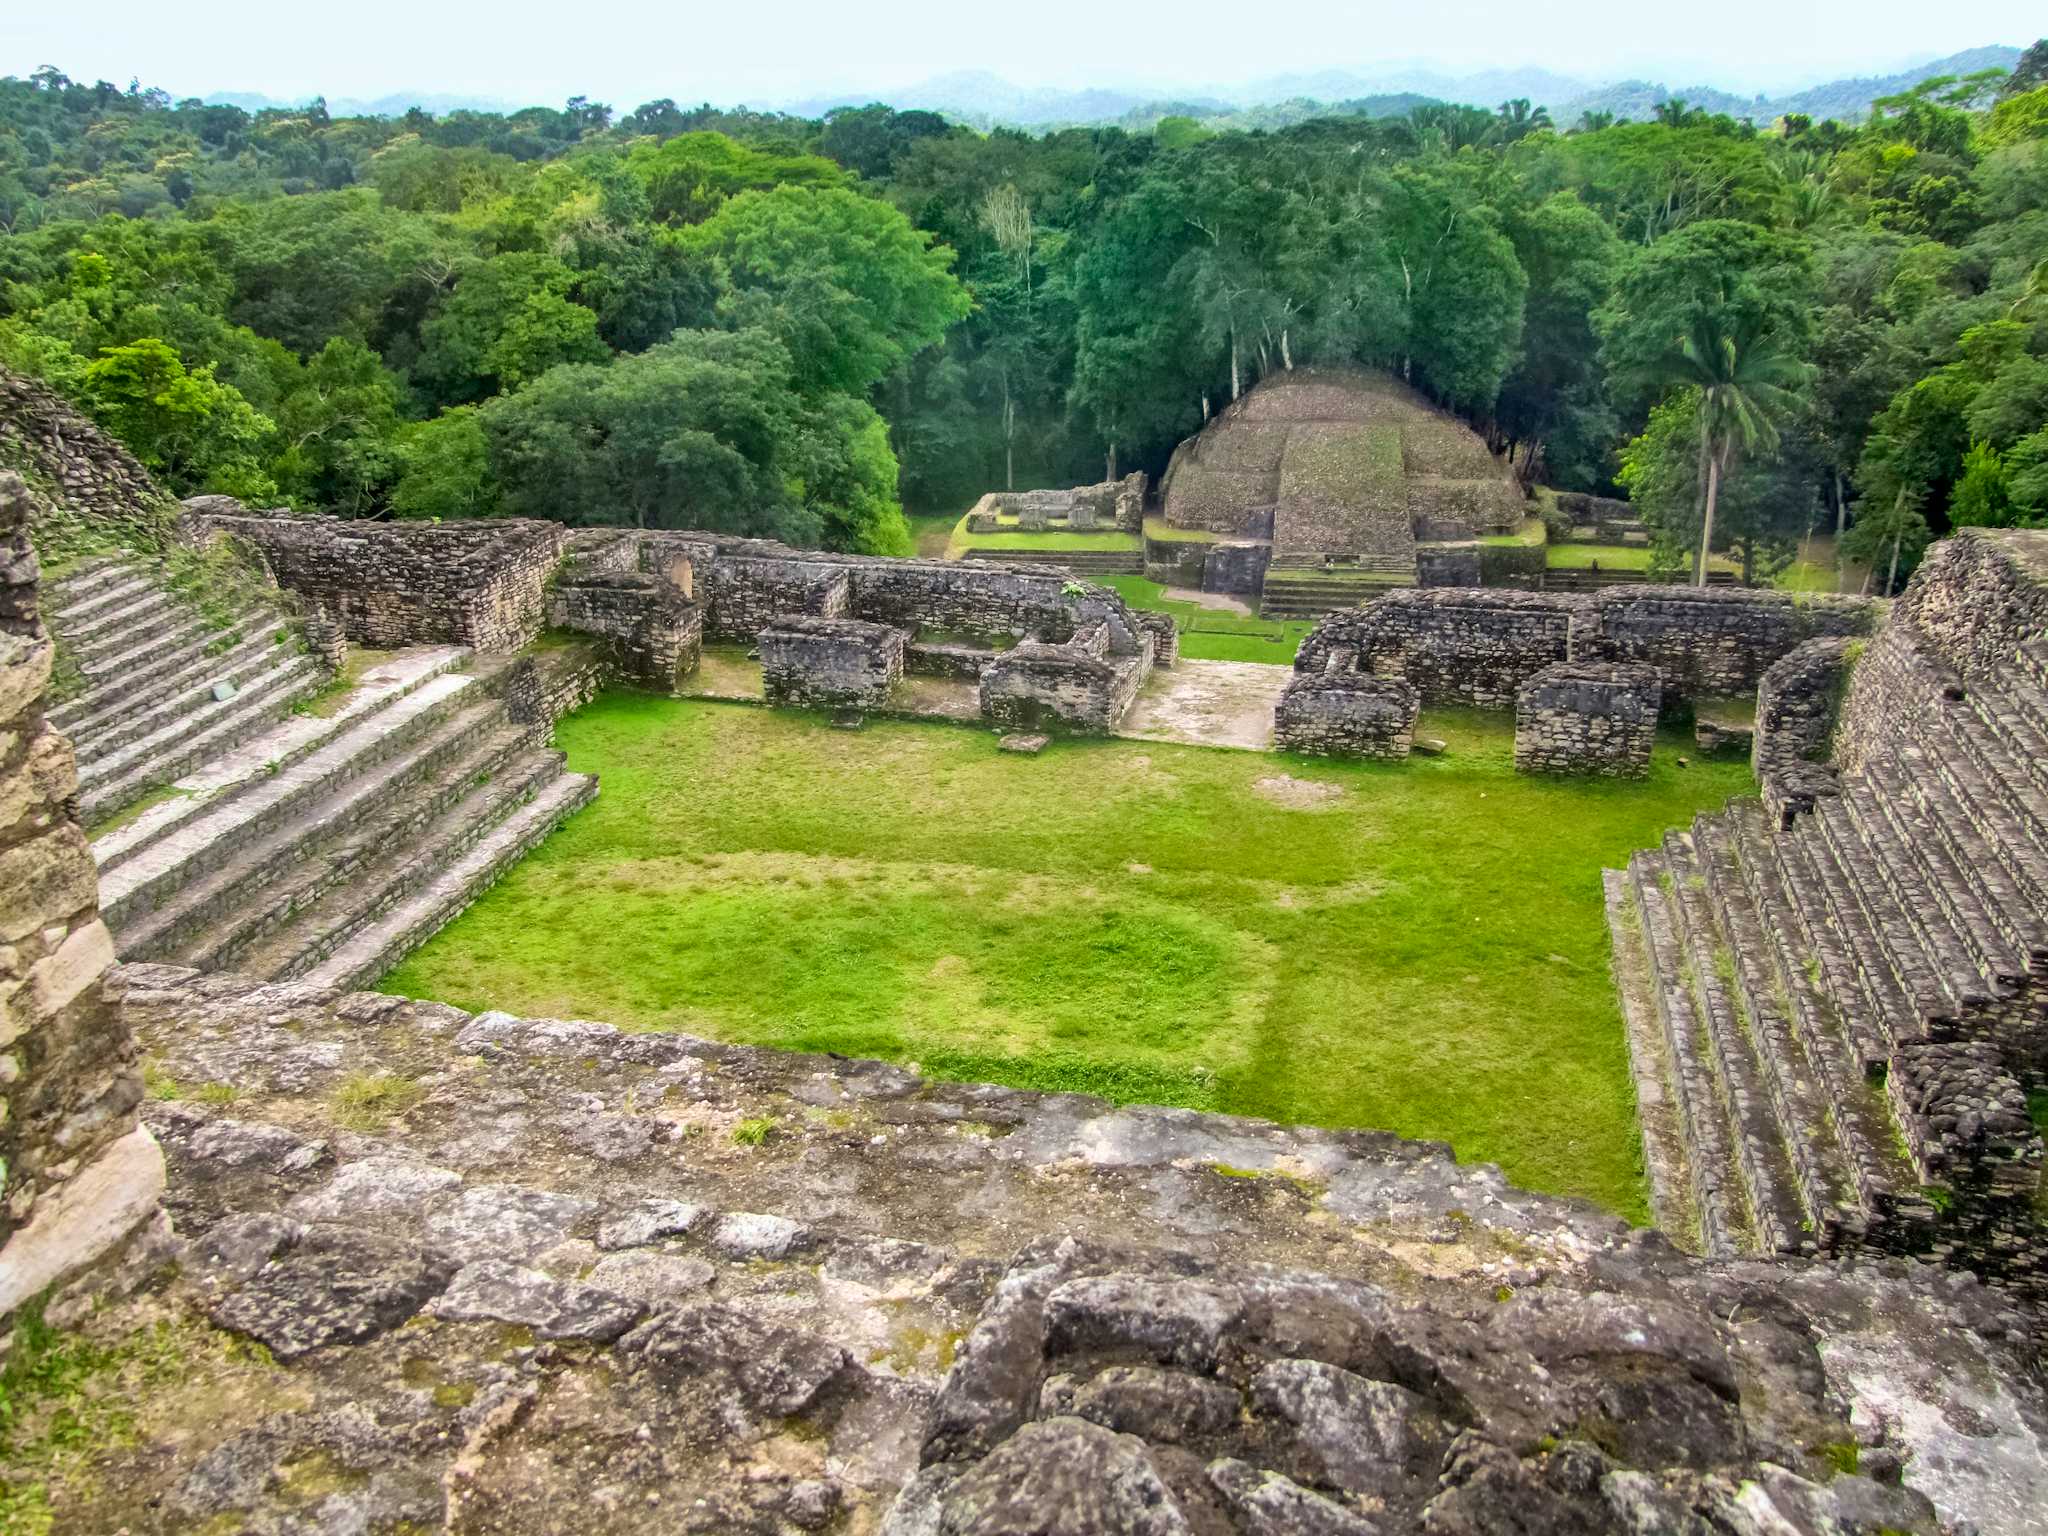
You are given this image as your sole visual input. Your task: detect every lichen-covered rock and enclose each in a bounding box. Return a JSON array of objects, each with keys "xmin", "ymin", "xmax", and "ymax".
[{"xmin": 208, "ymin": 1224, "xmax": 457, "ymax": 1359}]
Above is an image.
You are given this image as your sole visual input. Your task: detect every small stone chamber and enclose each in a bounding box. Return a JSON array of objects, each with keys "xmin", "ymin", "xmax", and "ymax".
[
  {"xmin": 758, "ymin": 616, "xmax": 906, "ymax": 711},
  {"xmin": 1513, "ymin": 662, "xmax": 1660, "ymax": 777}
]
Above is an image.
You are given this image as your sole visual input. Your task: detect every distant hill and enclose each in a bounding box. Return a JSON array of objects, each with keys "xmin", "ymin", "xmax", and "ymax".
[
  {"xmin": 795, "ymin": 45, "xmax": 2024, "ymax": 132},
  {"xmin": 195, "ymin": 44, "xmax": 2026, "ymax": 133}
]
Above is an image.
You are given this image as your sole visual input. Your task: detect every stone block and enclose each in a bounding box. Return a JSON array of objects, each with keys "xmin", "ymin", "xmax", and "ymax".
[
  {"xmin": 1274, "ymin": 674, "xmax": 1418, "ymax": 760},
  {"xmin": 759, "ymin": 617, "xmax": 906, "ymax": 710},
  {"xmin": 1513, "ymin": 662, "xmax": 1660, "ymax": 777}
]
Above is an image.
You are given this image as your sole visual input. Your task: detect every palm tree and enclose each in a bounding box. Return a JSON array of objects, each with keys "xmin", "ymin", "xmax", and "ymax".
[
  {"xmin": 1490, "ymin": 99, "xmax": 1553, "ymax": 144},
  {"xmin": 1637, "ymin": 317, "xmax": 1811, "ymax": 585}
]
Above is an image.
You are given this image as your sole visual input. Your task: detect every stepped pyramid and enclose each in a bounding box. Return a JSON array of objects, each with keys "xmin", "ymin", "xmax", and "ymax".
[{"xmin": 1609, "ymin": 530, "xmax": 2047, "ymax": 1297}]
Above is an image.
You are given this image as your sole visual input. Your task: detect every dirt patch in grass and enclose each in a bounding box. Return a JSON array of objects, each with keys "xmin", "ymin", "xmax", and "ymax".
[
  {"xmin": 381, "ymin": 696, "xmax": 1756, "ymax": 1220},
  {"xmin": 1251, "ymin": 774, "xmax": 1346, "ymax": 810}
]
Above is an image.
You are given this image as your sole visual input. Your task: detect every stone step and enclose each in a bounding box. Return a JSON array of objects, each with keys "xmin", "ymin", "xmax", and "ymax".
[
  {"xmin": 55, "ymin": 578, "xmax": 178, "ymax": 644},
  {"xmin": 247, "ymin": 747, "xmax": 570, "ymax": 983},
  {"xmin": 76, "ymin": 645, "xmax": 315, "ymax": 795},
  {"xmin": 1811, "ymin": 799, "xmax": 1969, "ymax": 1029},
  {"xmin": 1657, "ymin": 833, "xmax": 1811, "ymax": 1257},
  {"xmin": 53, "ymin": 621, "xmax": 228, "ymax": 734},
  {"xmin": 79, "ymin": 656, "xmax": 327, "ymax": 823},
  {"xmin": 1625, "ymin": 851, "xmax": 1755, "ymax": 1259},
  {"xmin": 1903, "ymin": 726, "xmax": 2048, "ymax": 963},
  {"xmin": 65, "ymin": 624, "xmax": 298, "ymax": 762},
  {"xmin": 113, "ymin": 702, "xmax": 525, "ymax": 962},
  {"xmin": 47, "ymin": 553, "xmax": 143, "ymax": 602},
  {"xmin": 1968, "ymin": 672, "xmax": 2048, "ymax": 810},
  {"xmin": 70, "ymin": 608, "xmax": 218, "ymax": 686},
  {"xmin": 1724, "ymin": 802, "xmax": 1924, "ymax": 1248},
  {"xmin": 50, "ymin": 567, "xmax": 159, "ymax": 630},
  {"xmin": 91, "ymin": 647, "xmax": 471, "ymax": 877},
  {"xmin": 300, "ymin": 770, "xmax": 598, "ymax": 992},
  {"xmin": 1927, "ymin": 696, "xmax": 2048, "ymax": 890},
  {"xmin": 1602, "ymin": 868, "xmax": 1700, "ymax": 1246},
  {"xmin": 97, "ymin": 665, "xmax": 478, "ymax": 922},
  {"xmin": 1849, "ymin": 760, "xmax": 2028, "ymax": 993},
  {"xmin": 61, "ymin": 591, "xmax": 204, "ymax": 666},
  {"xmin": 1691, "ymin": 812, "xmax": 1852, "ymax": 1246},
  {"xmin": 1772, "ymin": 822, "xmax": 1899, "ymax": 1074},
  {"xmin": 1801, "ymin": 806, "xmax": 1941, "ymax": 1051}
]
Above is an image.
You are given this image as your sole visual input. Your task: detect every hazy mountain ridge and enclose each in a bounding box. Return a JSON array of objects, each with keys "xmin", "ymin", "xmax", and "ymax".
[{"xmin": 201, "ymin": 44, "xmax": 2024, "ymax": 129}]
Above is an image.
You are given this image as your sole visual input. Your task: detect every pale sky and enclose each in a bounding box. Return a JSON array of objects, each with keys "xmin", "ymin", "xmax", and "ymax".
[{"xmin": 1, "ymin": 0, "xmax": 2036, "ymax": 108}]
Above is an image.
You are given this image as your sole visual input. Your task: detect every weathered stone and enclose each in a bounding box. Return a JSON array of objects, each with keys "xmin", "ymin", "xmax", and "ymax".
[
  {"xmin": 1044, "ymin": 1272, "xmax": 1243, "ymax": 1371},
  {"xmin": 925, "ymin": 1416, "xmax": 1191, "ymax": 1536},
  {"xmin": 595, "ymin": 1198, "xmax": 707, "ymax": 1251},
  {"xmin": 1208, "ymin": 1459, "xmax": 1383, "ymax": 1536},
  {"xmin": 1041, "ymin": 1365, "xmax": 1242, "ymax": 1443},
  {"xmin": 618, "ymin": 1303, "xmax": 852, "ymax": 1419},
  {"xmin": 1251, "ymin": 1358, "xmax": 1439, "ymax": 1492},
  {"xmin": 996, "ymin": 733, "xmax": 1050, "ymax": 755},
  {"xmin": 424, "ymin": 1182, "xmax": 596, "ymax": 1263},
  {"xmin": 208, "ymin": 1225, "xmax": 456, "ymax": 1359},
  {"xmin": 431, "ymin": 1258, "xmax": 646, "ymax": 1341}
]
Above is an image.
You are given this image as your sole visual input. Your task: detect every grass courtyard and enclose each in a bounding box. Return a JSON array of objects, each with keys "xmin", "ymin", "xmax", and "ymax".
[{"xmin": 381, "ymin": 696, "xmax": 1755, "ymax": 1220}]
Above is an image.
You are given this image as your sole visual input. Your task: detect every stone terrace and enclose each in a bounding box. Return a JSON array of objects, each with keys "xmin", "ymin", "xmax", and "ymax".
[
  {"xmin": 77, "ymin": 962, "xmax": 2046, "ymax": 1535},
  {"xmin": 1607, "ymin": 531, "xmax": 2048, "ymax": 1302}
]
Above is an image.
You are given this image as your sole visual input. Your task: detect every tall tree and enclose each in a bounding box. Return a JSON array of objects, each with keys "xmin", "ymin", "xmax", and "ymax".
[{"xmin": 1633, "ymin": 315, "xmax": 1810, "ymax": 583}]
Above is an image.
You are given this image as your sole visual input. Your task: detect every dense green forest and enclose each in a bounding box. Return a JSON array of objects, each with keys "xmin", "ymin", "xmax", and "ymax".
[{"xmin": 2, "ymin": 44, "xmax": 2045, "ymax": 580}]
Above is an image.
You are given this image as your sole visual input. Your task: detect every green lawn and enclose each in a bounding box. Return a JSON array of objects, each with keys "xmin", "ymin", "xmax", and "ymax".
[
  {"xmin": 1103, "ymin": 575, "xmax": 1316, "ymax": 665},
  {"xmin": 382, "ymin": 697, "xmax": 1756, "ymax": 1219},
  {"xmin": 955, "ymin": 528, "xmax": 1144, "ymax": 553}
]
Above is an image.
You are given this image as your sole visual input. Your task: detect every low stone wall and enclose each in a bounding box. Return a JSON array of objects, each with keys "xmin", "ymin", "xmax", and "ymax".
[
  {"xmin": 1296, "ymin": 585, "xmax": 1875, "ymax": 714},
  {"xmin": 760, "ymin": 617, "xmax": 906, "ymax": 710},
  {"xmin": 979, "ymin": 630, "xmax": 1152, "ymax": 734},
  {"xmin": 497, "ymin": 643, "xmax": 606, "ymax": 742},
  {"xmin": 1275, "ymin": 672, "xmax": 1418, "ymax": 759},
  {"xmin": 1572, "ymin": 585, "xmax": 1874, "ymax": 705},
  {"xmin": 185, "ymin": 509, "xmax": 568, "ymax": 652},
  {"xmin": 1129, "ymin": 609, "xmax": 1179, "ymax": 668},
  {"xmin": 1514, "ymin": 662, "xmax": 1661, "ymax": 777},
  {"xmin": 0, "ymin": 472, "xmax": 161, "ymax": 1323},
  {"xmin": 1753, "ymin": 637, "xmax": 1856, "ymax": 827},
  {"xmin": 549, "ymin": 572, "xmax": 703, "ymax": 689},
  {"xmin": 1298, "ymin": 589, "xmax": 1576, "ymax": 709},
  {"xmin": 973, "ymin": 473, "xmax": 1145, "ymax": 534},
  {"xmin": 905, "ymin": 641, "xmax": 997, "ymax": 680}
]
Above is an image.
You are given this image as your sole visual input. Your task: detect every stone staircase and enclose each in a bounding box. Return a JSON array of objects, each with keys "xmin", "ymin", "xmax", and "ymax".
[
  {"xmin": 1606, "ymin": 535, "xmax": 2047, "ymax": 1293},
  {"xmin": 91, "ymin": 644, "xmax": 595, "ymax": 992},
  {"xmin": 46, "ymin": 554, "xmax": 327, "ymax": 822},
  {"xmin": 1259, "ymin": 560, "xmax": 1414, "ymax": 619}
]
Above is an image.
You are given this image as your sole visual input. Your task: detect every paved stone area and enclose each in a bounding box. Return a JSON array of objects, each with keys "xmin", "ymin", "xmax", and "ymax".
[{"xmin": 1117, "ymin": 659, "xmax": 1291, "ymax": 752}]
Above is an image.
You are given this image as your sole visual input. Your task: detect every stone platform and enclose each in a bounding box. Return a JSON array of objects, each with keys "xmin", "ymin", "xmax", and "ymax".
[
  {"xmin": 1116, "ymin": 660, "xmax": 1292, "ymax": 752},
  {"xmin": 41, "ymin": 964, "xmax": 2042, "ymax": 1535}
]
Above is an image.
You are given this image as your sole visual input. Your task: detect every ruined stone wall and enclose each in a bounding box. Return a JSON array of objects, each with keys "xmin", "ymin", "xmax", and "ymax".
[
  {"xmin": 496, "ymin": 644, "xmax": 606, "ymax": 743},
  {"xmin": 188, "ymin": 511, "xmax": 568, "ymax": 652},
  {"xmin": 1298, "ymin": 589, "xmax": 1578, "ymax": 709},
  {"xmin": 549, "ymin": 574, "xmax": 702, "ymax": 689},
  {"xmin": 759, "ymin": 617, "xmax": 906, "ymax": 710},
  {"xmin": 1297, "ymin": 585, "xmax": 1875, "ymax": 714},
  {"xmin": 0, "ymin": 472, "xmax": 160, "ymax": 1319},
  {"xmin": 1835, "ymin": 531, "xmax": 2048, "ymax": 777},
  {"xmin": 1513, "ymin": 663, "xmax": 1661, "ymax": 777},
  {"xmin": 705, "ymin": 554, "xmax": 849, "ymax": 642},
  {"xmin": 1753, "ymin": 637, "xmax": 1856, "ymax": 827},
  {"xmin": 1572, "ymin": 585, "xmax": 1874, "ymax": 704},
  {"xmin": 1275, "ymin": 673, "xmax": 1418, "ymax": 758},
  {"xmin": 976, "ymin": 473, "xmax": 1146, "ymax": 533},
  {"xmin": 0, "ymin": 370, "xmax": 175, "ymax": 547},
  {"xmin": 980, "ymin": 632, "xmax": 1152, "ymax": 734}
]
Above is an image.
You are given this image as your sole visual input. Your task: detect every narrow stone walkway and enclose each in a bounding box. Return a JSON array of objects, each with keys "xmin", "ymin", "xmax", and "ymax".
[{"xmin": 1116, "ymin": 659, "xmax": 1292, "ymax": 751}]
